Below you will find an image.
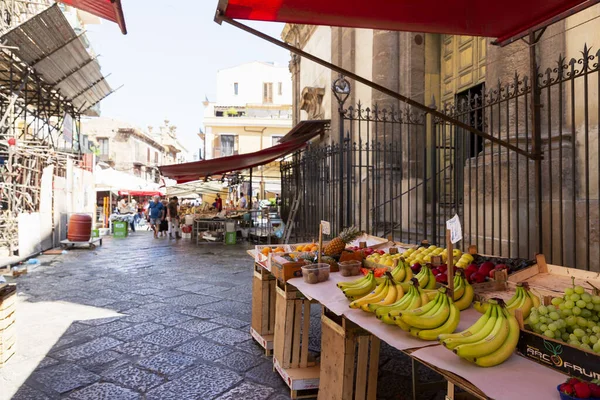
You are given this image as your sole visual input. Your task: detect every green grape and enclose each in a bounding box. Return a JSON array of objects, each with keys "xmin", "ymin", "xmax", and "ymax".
[
  {"xmin": 565, "ymin": 288, "xmax": 574, "ymax": 296},
  {"xmin": 581, "ymin": 293, "xmax": 592, "ymax": 303},
  {"xmin": 549, "ymin": 312, "xmax": 560, "ymax": 321},
  {"xmin": 570, "ymin": 294, "xmax": 581, "ymax": 302},
  {"xmin": 569, "ymin": 340, "xmax": 581, "ymax": 347},
  {"xmin": 544, "ymin": 330, "xmax": 555, "ymax": 338},
  {"xmin": 564, "ymin": 300, "xmax": 575, "ymax": 309},
  {"xmin": 577, "ymin": 317, "xmax": 588, "ymax": 327},
  {"xmin": 593, "ymin": 326, "xmax": 600, "ymax": 334},
  {"xmin": 581, "ymin": 343, "xmax": 592, "ymax": 351},
  {"xmin": 566, "ymin": 316, "xmax": 578, "ymax": 326},
  {"xmin": 574, "ymin": 328, "xmax": 586, "ymax": 338},
  {"xmin": 548, "ymin": 323, "xmax": 558, "ymax": 332},
  {"xmin": 547, "ymin": 305, "xmax": 556, "ymax": 313},
  {"xmin": 576, "ymin": 300, "xmax": 587, "ymax": 309},
  {"xmin": 558, "ymin": 303, "xmax": 566, "ymax": 310},
  {"xmin": 528, "ymin": 314, "xmax": 540, "ymax": 324},
  {"xmin": 532, "ymin": 322, "xmax": 542, "ymax": 332},
  {"xmin": 551, "ymin": 297, "xmax": 564, "ymax": 306},
  {"xmin": 569, "ymin": 333, "xmax": 578, "ymax": 341},
  {"xmin": 573, "ymin": 306, "xmax": 582, "ymax": 316},
  {"xmin": 592, "ymin": 315, "xmax": 599, "ymax": 322},
  {"xmin": 574, "ymin": 285, "xmax": 585, "ymax": 295},
  {"xmin": 581, "ymin": 310, "xmax": 592, "ymax": 318},
  {"xmin": 539, "ymin": 316, "xmax": 549, "ymax": 324},
  {"xmin": 538, "ymin": 305, "xmax": 549, "ymax": 315},
  {"xmin": 585, "ymin": 302, "xmax": 594, "ymax": 310},
  {"xmin": 592, "ymin": 295, "xmax": 600, "ymax": 305},
  {"xmin": 561, "ymin": 332, "xmax": 571, "ymax": 342},
  {"xmin": 540, "ymin": 324, "xmax": 549, "ymax": 332},
  {"xmin": 594, "ymin": 342, "xmax": 600, "ymax": 353},
  {"xmin": 582, "ymin": 335, "xmax": 591, "ymax": 344},
  {"xmin": 590, "ymin": 335, "xmax": 598, "ymax": 344},
  {"xmin": 562, "ymin": 308, "xmax": 573, "ymax": 316},
  {"xmin": 594, "ymin": 304, "xmax": 600, "ymax": 312}
]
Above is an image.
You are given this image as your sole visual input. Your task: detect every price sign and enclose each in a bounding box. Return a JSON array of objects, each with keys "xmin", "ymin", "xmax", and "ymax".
[
  {"xmin": 321, "ymin": 220, "xmax": 331, "ymax": 235},
  {"xmin": 446, "ymin": 214, "xmax": 462, "ymax": 244}
]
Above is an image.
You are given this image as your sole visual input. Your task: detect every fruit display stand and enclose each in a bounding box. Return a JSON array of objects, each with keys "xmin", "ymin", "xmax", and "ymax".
[{"xmin": 251, "ymin": 262, "xmax": 276, "ymax": 355}]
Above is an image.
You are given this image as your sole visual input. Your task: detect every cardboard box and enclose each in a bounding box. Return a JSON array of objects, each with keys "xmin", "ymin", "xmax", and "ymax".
[
  {"xmin": 271, "ymin": 255, "xmax": 307, "ymax": 282},
  {"xmin": 517, "ymin": 328, "xmax": 600, "ymax": 380}
]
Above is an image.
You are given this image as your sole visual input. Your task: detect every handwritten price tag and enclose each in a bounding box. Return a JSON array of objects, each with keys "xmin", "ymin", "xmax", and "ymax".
[
  {"xmin": 446, "ymin": 214, "xmax": 462, "ymax": 244},
  {"xmin": 321, "ymin": 221, "xmax": 331, "ymax": 235}
]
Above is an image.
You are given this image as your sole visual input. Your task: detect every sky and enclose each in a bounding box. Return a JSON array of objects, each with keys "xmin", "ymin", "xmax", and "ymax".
[{"xmin": 85, "ymin": 1, "xmax": 290, "ymax": 158}]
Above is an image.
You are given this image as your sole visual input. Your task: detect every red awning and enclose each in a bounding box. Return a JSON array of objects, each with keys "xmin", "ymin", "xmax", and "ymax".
[
  {"xmin": 58, "ymin": 0, "xmax": 127, "ymax": 34},
  {"xmin": 118, "ymin": 191, "xmax": 162, "ymax": 197},
  {"xmin": 219, "ymin": 0, "xmax": 594, "ymax": 45},
  {"xmin": 159, "ymin": 120, "xmax": 328, "ymax": 183}
]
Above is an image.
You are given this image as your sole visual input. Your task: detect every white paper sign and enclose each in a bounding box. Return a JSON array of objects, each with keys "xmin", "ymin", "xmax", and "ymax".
[
  {"xmin": 321, "ymin": 220, "xmax": 330, "ymax": 235},
  {"xmin": 446, "ymin": 214, "xmax": 462, "ymax": 244}
]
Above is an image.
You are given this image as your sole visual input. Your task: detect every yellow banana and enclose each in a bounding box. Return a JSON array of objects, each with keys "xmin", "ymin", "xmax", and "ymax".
[
  {"xmin": 454, "ymin": 282, "xmax": 474, "ymax": 311},
  {"xmin": 337, "ymin": 272, "xmax": 372, "ymax": 289},
  {"xmin": 473, "ymin": 307, "xmax": 519, "ymax": 367},
  {"xmin": 396, "ymin": 293, "xmax": 442, "ymax": 320},
  {"xmin": 473, "ymin": 300, "xmax": 490, "ymax": 314},
  {"xmin": 350, "ymin": 280, "xmax": 389, "ymax": 308},
  {"xmin": 504, "ymin": 286, "xmax": 523, "ymax": 308},
  {"xmin": 415, "ymin": 268, "xmax": 429, "ymax": 288},
  {"xmin": 402, "ymin": 262, "xmax": 414, "ymax": 282},
  {"xmin": 391, "ymin": 263, "xmax": 406, "ymax": 282},
  {"xmin": 453, "ymin": 276, "xmax": 465, "ymax": 300},
  {"xmin": 454, "ymin": 307, "xmax": 510, "ymax": 359},
  {"xmin": 425, "ymin": 267, "xmax": 437, "ymax": 289},
  {"xmin": 417, "ymin": 299, "xmax": 461, "ymax": 340},
  {"xmin": 418, "ymin": 287, "xmax": 431, "ymax": 307},
  {"xmin": 424, "ymin": 290, "xmax": 438, "ymax": 301},
  {"xmin": 507, "ymin": 286, "xmax": 533, "ymax": 319},
  {"xmin": 399, "ymin": 294, "xmax": 450, "ymax": 330},
  {"xmin": 528, "ymin": 289, "xmax": 541, "ymax": 308},
  {"xmin": 373, "ymin": 286, "xmax": 413, "ymax": 315},
  {"xmin": 362, "ymin": 281, "xmax": 398, "ymax": 311},
  {"xmin": 343, "ymin": 276, "xmax": 377, "ymax": 299},
  {"xmin": 438, "ymin": 300, "xmax": 496, "ymax": 344}
]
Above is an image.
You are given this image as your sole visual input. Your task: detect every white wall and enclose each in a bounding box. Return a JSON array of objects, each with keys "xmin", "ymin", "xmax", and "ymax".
[
  {"xmin": 216, "ymin": 61, "xmax": 292, "ymax": 106},
  {"xmin": 300, "ymin": 26, "xmax": 332, "ymax": 120}
]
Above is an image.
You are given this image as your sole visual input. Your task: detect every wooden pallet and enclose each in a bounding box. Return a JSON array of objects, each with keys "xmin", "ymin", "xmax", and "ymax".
[
  {"xmin": 273, "ymin": 356, "xmax": 320, "ymax": 399},
  {"xmin": 251, "ymin": 262, "xmax": 276, "ymax": 355},
  {"xmin": 319, "ymin": 309, "xmax": 380, "ymax": 400}
]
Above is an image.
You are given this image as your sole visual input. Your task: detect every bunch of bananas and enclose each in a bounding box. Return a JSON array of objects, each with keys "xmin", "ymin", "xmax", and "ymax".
[
  {"xmin": 389, "ymin": 258, "xmax": 413, "ymax": 284},
  {"xmin": 414, "ymin": 265, "xmax": 437, "ymax": 289},
  {"xmin": 439, "ymin": 299, "xmax": 520, "ymax": 367},
  {"xmin": 474, "ymin": 282, "xmax": 539, "ymax": 318},
  {"xmin": 394, "ymin": 287, "xmax": 461, "ymax": 340},
  {"xmin": 450, "ymin": 271, "xmax": 475, "ymax": 311},
  {"xmin": 349, "ymin": 273, "xmax": 405, "ymax": 312},
  {"xmin": 337, "ymin": 271, "xmax": 377, "ymax": 301},
  {"xmin": 373, "ymin": 278, "xmax": 429, "ymax": 324}
]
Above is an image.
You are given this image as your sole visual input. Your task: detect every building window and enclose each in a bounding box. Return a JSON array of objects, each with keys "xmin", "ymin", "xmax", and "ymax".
[
  {"xmin": 97, "ymin": 138, "xmax": 109, "ymax": 155},
  {"xmin": 234, "ymin": 82, "xmax": 238, "ymax": 95},
  {"xmin": 155, "ymin": 151, "xmax": 159, "ymax": 164},
  {"xmin": 147, "ymin": 148, "xmax": 150, "ymax": 163},
  {"xmin": 215, "ymin": 111, "xmax": 224, "ymax": 117},
  {"xmin": 263, "ymin": 82, "xmax": 273, "ymax": 103},
  {"xmin": 220, "ymin": 135, "xmax": 236, "ymax": 156},
  {"xmin": 278, "ymin": 82, "xmax": 282, "ymax": 95},
  {"xmin": 272, "ymin": 135, "xmax": 284, "ymax": 146}
]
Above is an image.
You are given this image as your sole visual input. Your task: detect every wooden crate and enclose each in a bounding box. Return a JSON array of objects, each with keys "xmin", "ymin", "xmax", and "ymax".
[
  {"xmin": 318, "ymin": 309, "xmax": 380, "ymax": 400},
  {"xmin": 251, "ymin": 263, "xmax": 276, "ymax": 355},
  {"xmin": 273, "ymin": 280, "xmax": 320, "ymax": 399}
]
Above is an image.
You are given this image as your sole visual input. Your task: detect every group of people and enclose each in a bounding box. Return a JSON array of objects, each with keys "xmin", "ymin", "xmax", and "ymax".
[{"xmin": 147, "ymin": 195, "xmax": 182, "ymax": 239}]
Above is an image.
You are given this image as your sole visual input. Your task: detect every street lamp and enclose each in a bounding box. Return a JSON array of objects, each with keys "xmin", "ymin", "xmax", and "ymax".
[{"xmin": 332, "ymin": 75, "xmax": 351, "ymax": 232}]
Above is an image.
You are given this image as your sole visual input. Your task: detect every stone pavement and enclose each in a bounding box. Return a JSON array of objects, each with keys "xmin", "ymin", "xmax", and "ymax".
[{"xmin": 1, "ymin": 232, "xmax": 446, "ymax": 400}]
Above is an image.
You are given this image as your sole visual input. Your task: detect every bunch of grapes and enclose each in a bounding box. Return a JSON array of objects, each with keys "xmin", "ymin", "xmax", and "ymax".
[{"xmin": 526, "ymin": 284, "xmax": 600, "ymax": 353}]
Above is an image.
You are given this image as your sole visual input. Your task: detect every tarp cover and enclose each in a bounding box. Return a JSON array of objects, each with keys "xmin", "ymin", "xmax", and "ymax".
[
  {"xmin": 220, "ymin": 0, "xmax": 590, "ymax": 44},
  {"xmin": 159, "ymin": 120, "xmax": 327, "ymax": 183}
]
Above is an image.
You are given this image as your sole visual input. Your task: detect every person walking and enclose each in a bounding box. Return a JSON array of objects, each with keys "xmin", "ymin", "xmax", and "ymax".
[
  {"xmin": 238, "ymin": 192, "xmax": 247, "ymax": 210},
  {"xmin": 159, "ymin": 199, "xmax": 169, "ymax": 237},
  {"xmin": 215, "ymin": 193, "xmax": 223, "ymax": 212},
  {"xmin": 167, "ymin": 196, "xmax": 181, "ymax": 239},
  {"xmin": 147, "ymin": 195, "xmax": 165, "ymax": 239}
]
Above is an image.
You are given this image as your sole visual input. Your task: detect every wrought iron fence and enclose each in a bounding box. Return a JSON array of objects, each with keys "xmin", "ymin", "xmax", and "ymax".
[{"xmin": 282, "ymin": 44, "xmax": 600, "ymax": 271}]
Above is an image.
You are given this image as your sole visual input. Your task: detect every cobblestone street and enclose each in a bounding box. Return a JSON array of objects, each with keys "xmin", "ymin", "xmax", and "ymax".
[{"xmin": 1, "ymin": 232, "xmax": 444, "ymax": 400}]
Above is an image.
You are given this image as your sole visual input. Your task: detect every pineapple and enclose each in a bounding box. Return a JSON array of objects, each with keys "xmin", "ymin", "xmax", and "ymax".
[{"xmin": 324, "ymin": 226, "xmax": 362, "ymax": 256}]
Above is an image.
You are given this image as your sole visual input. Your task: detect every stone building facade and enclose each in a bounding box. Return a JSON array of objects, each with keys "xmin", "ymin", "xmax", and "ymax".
[{"xmin": 281, "ymin": 5, "xmax": 600, "ymax": 271}]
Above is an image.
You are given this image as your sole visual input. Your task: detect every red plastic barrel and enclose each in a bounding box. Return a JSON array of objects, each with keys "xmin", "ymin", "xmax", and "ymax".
[{"xmin": 67, "ymin": 214, "xmax": 92, "ymax": 242}]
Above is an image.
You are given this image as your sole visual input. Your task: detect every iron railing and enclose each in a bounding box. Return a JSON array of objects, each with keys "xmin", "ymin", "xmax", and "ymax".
[{"xmin": 281, "ymin": 44, "xmax": 600, "ymax": 271}]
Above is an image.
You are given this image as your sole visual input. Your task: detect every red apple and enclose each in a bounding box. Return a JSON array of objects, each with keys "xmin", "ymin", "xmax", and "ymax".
[
  {"xmin": 437, "ymin": 265, "xmax": 447, "ymax": 273},
  {"xmin": 470, "ymin": 272, "xmax": 486, "ymax": 284},
  {"xmin": 466, "ymin": 264, "xmax": 479, "ymax": 273},
  {"xmin": 494, "ymin": 264, "xmax": 508, "ymax": 271},
  {"xmin": 431, "ymin": 268, "xmax": 440, "ymax": 276},
  {"xmin": 464, "ymin": 269, "xmax": 475, "ymax": 280},
  {"xmin": 411, "ymin": 263, "xmax": 421, "ymax": 273},
  {"xmin": 435, "ymin": 273, "xmax": 447, "ymax": 283},
  {"xmin": 478, "ymin": 262, "xmax": 495, "ymax": 275},
  {"xmin": 377, "ymin": 249, "xmax": 385, "ymax": 255}
]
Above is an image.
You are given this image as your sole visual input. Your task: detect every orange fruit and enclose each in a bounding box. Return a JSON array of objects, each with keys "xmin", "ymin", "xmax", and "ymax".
[{"xmin": 296, "ymin": 245, "xmax": 304, "ymax": 252}]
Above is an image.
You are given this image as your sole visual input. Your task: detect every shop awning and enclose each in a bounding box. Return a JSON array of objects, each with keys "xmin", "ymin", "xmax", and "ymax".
[
  {"xmin": 218, "ymin": 0, "xmax": 598, "ymax": 45},
  {"xmin": 58, "ymin": 0, "xmax": 127, "ymax": 34},
  {"xmin": 159, "ymin": 119, "xmax": 328, "ymax": 183},
  {"xmin": 118, "ymin": 191, "xmax": 162, "ymax": 197}
]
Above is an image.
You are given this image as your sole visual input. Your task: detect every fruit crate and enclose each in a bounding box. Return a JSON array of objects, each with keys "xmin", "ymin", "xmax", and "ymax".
[
  {"xmin": 273, "ymin": 280, "xmax": 320, "ymax": 399},
  {"xmin": 515, "ymin": 312, "xmax": 600, "ymax": 381},
  {"xmin": 251, "ymin": 262, "xmax": 276, "ymax": 356},
  {"xmin": 318, "ymin": 308, "xmax": 381, "ymax": 400},
  {"xmin": 254, "ymin": 245, "xmax": 293, "ymax": 267}
]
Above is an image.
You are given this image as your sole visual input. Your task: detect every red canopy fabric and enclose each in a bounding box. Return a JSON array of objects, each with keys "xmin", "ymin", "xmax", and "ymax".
[
  {"xmin": 159, "ymin": 120, "xmax": 327, "ymax": 183},
  {"xmin": 118, "ymin": 191, "xmax": 162, "ymax": 196},
  {"xmin": 59, "ymin": 0, "xmax": 127, "ymax": 34},
  {"xmin": 220, "ymin": 0, "xmax": 590, "ymax": 44}
]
